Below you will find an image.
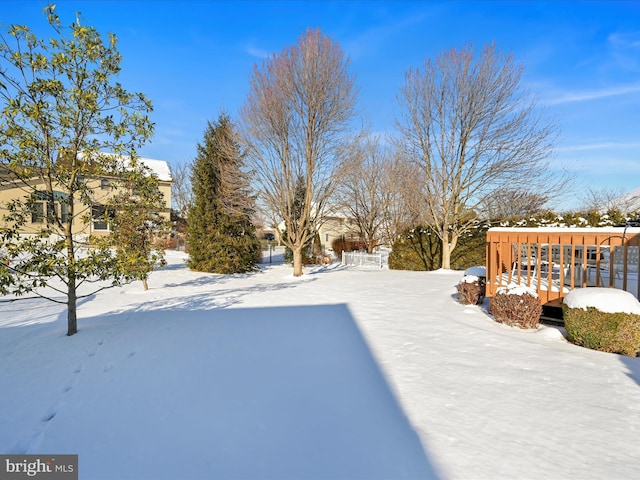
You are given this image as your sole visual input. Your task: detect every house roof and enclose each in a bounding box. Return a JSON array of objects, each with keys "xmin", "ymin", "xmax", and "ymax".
[
  {"xmin": 139, "ymin": 157, "xmax": 172, "ymax": 182},
  {"xmin": 80, "ymin": 152, "xmax": 173, "ymax": 182}
]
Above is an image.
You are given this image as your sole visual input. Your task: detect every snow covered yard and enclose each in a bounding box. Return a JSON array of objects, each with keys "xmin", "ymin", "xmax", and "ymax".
[{"xmin": 1, "ymin": 250, "xmax": 639, "ymax": 479}]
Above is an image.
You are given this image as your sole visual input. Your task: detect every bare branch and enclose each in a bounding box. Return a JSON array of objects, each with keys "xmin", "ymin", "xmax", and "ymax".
[
  {"xmin": 396, "ymin": 43, "xmax": 558, "ymax": 268},
  {"xmin": 242, "ymin": 28, "xmax": 358, "ymax": 275}
]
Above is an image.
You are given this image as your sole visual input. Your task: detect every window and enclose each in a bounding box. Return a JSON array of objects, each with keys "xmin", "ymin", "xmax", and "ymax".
[
  {"xmin": 30, "ymin": 191, "xmax": 69, "ymax": 225},
  {"xmin": 31, "ymin": 202, "xmax": 44, "ymax": 223},
  {"xmin": 100, "ymin": 178, "xmax": 110, "ymax": 190},
  {"xmin": 46, "ymin": 203, "xmax": 57, "ymax": 223},
  {"xmin": 60, "ymin": 203, "xmax": 69, "ymax": 224},
  {"xmin": 92, "ymin": 205, "xmax": 114, "ymax": 231}
]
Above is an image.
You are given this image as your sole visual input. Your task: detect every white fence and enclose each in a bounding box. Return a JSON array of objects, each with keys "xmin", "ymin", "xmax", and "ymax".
[{"xmin": 341, "ymin": 250, "xmax": 388, "ymax": 268}]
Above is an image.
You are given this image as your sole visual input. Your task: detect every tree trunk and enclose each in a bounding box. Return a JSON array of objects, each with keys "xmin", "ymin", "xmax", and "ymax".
[
  {"xmin": 67, "ymin": 277, "xmax": 78, "ymax": 336},
  {"xmin": 292, "ymin": 247, "xmax": 304, "ymax": 277},
  {"xmin": 441, "ymin": 237, "xmax": 452, "ymax": 270},
  {"xmin": 366, "ymin": 239, "xmax": 375, "ymax": 254},
  {"xmin": 440, "ymin": 232, "xmax": 459, "ymax": 270},
  {"xmin": 142, "ymin": 278, "xmax": 149, "ymax": 291},
  {"xmin": 65, "ymin": 210, "xmax": 78, "ymax": 336}
]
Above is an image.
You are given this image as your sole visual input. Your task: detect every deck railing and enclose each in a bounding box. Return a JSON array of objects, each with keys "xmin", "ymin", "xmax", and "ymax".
[{"xmin": 485, "ymin": 227, "xmax": 640, "ymax": 304}]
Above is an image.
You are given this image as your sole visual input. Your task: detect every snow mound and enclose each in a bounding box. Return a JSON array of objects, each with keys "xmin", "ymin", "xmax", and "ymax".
[
  {"xmin": 464, "ymin": 265, "xmax": 486, "ymax": 277},
  {"xmin": 537, "ymin": 325, "xmax": 567, "ymax": 342},
  {"xmin": 563, "ymin": 288, "xmax": 640, "ymax": 315}
]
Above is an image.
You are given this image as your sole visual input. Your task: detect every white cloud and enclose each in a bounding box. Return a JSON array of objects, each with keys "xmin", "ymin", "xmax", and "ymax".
[
  {"xmin": 608, "ymin": 32, "xmax": 640, "ymax": 50},
  {"xmin": 547, "ymin": 84, "xmax": 640, "ymax": 105},
  {"xmin": 243, "ymin": 44, "xmax": 270, "ymax": 59},
  {"xmin": 607, "ymin": 31, "xmax": 640, "ymax": 72},
  {"xmin": 556, "ymin": 142, "xmax": 640, "ymax": 153},
  {"xmin": 342, "ymin": 9, "xmax": 432, "ymax": 60}
]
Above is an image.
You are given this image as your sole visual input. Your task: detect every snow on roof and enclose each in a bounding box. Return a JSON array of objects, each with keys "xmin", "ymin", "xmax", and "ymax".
[
  {"xmin": 563, "ymin": 287, "xmax": 640, "ymax": 315},
  {"xmin": 77, "ymin": 152, "xmax": 172, "ymax": 182},
  {"xmin": 139, "ymin": 157, "xmax": 172, "ymax": 182}
]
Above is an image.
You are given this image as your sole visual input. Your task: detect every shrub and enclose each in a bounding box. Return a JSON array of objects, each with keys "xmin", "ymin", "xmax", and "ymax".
[
  {"xmin": 389, "ymin": 227, "xmax": 440, "ymax": 271},
  {"xmin": 563, "ymin": 305, "xmax": 640, "ymax": 357},
  {"xmin": 490, "ymin": 285, "xmax": 542, "ymax": 329},
  {"xmin": 457, "ymin": 275, "xmax": 486, "ymax": 305},
  {"xmin": 389, "ymin": 224, "xmax": 486, "ymax": 271}
]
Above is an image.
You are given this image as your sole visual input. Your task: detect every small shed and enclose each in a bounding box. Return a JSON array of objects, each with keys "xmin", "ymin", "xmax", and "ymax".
[{"xmin": 485, "ymin": 227, "xmax": 640, "ymax": 307}]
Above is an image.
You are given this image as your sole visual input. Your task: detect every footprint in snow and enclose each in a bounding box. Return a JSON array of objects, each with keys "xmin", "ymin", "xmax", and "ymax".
[
  {"xmin": 42, "ymin": 410, "xmax": 57, "ymax": 422},
  {"xmin": 63, "ymin": 380, "xmax": 76, "ymax": 393}
]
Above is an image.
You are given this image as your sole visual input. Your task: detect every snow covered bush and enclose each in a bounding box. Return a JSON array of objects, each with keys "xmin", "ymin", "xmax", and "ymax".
[
  {"xmin": 457, "ymin": 267, "xmax": 487, "ymax": 305},
  {"xmin": 457, "ymin": 275, "xmax": 485, "ymax": 305},
  {"xmin": 490, "ymin": 285, "xmax": 542, "ymax": 329},
  {"xmin": 563, "ymin": 288, "xmax": 640, "ymax": 357}
]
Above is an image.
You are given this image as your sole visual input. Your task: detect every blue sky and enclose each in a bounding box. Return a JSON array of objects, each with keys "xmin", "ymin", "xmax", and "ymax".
[{"xmin": 3, "ymin": 0, "xmax": 640, "ymax": 208}]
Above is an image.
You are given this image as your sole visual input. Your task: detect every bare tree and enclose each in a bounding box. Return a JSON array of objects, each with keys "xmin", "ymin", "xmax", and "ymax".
[
  {"xmin": 396, "ymin": 43, "xmax": 557, "ymax": 269},
  {"xmin": 380, "ymin": 150, "xmax": 424, "ymax": 246},
  {"xmin": 580, "ymin": 186, "xmax": 639, "ymax": 213},
  {"xmin": 241, "ymin": 28, "xmax": 358, "ymax": 276},
  {"xmin": 170, "ymin": 160, "xmax": 193, "ymax": 219},
  {"xmin": 479, "ymin": 188, "xmax": 549, "ymax": 220},
  {"xmin": 335, "ymin": 134, "xmax": 389, "ymax": 253},
  {"xmin": 335, "ymin": 136, "xmax": 423, "ymax": 250}
]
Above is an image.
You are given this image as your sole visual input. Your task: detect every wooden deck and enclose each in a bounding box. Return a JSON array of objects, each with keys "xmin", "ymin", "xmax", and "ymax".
[{"xmin": 486, "ymin": 227, "xmax": 640, "ymax": 306}]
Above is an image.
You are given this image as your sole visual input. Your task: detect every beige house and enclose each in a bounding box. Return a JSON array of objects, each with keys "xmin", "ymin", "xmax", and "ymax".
[
  {"xmin": 317, "ymin": 215, "xmax": 363, "ymax": 252},
  {"xmin": 0, "ymin": 156, "xmax": 172, "ymax": 237},
  {"xmin": 270, "ymin": 214, "xmax": 363, "ymax": 254}
]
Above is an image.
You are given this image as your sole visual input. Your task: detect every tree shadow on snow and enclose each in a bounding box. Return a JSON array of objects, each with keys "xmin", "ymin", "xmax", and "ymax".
[
  {"xmin": 160, "ymin": 273, "xmax": 245, "ymax": 290},
  {"xmin": 156, "ymin": 260, "xmax": 188, "ymax": 272},
  {"xmin": 38, "ymin": 304, "xmax": 442, "ymax": 479},
  {"xmin": 112, "ymin": 280, "xmax": 313, "ymax": 316}
]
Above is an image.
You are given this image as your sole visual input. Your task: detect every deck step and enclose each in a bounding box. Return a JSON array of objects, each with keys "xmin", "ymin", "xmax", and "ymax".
[{"xmin": 541, "ymin": 299, "xmax": 564, "ymax": 326}]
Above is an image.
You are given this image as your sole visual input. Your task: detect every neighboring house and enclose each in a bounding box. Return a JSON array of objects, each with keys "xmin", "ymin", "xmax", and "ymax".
[
  {"xmin": 0, "ymin": 155, "xmax": 172, "ymax": 237},
  {"xmin": 272, "ymin": 213, "xmax": 363, "ymax": 253},
  {"xmin": 317, "ymin": 215, "xmax": 363, "ymax": 252}
]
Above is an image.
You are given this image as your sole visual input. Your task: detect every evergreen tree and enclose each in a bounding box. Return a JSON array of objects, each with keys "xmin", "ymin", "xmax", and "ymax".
[
  {"xmin": 105, "ymin": 165, "xmax": 171, "ymax": 290},
  {"xmin": 0, "ymin": 6, "xmax": 155, "ymax": 335},
  {"xmin": 187, "ymin": 113, "xmax": 260, "ymax": 273}
]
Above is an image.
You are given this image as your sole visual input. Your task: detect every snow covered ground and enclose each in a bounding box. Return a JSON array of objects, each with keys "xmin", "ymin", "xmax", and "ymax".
[{"xmin": 1, "ymin": 250, "xmax": 639, "ymax": 479}]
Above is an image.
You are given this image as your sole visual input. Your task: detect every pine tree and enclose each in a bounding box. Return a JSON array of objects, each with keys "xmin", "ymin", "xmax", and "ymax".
[{"xmin": 186, "ymin": 113, "xmax": 260, "ymax": 273}]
